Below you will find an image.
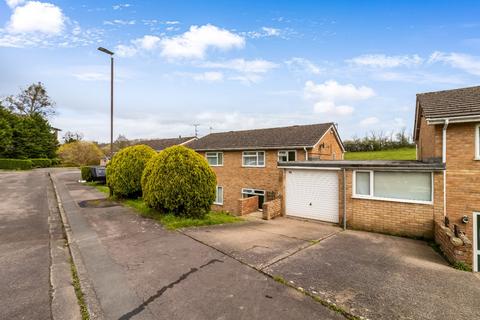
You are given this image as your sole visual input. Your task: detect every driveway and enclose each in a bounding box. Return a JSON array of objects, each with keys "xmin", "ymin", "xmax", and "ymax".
[
  {"xmin": 183, "ymin": 215, "xmax": 341, "ymax": 269},
  {"xmin": 185, "ymin": 217, "xmax": 480, "ymax": 320}
]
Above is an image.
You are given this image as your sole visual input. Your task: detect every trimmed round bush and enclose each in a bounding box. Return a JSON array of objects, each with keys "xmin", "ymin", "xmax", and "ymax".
[
  {"xmin": 80, "ymin": 166, "xmax": 94, "ymax": 182},
  {"xmin": 106, "ymin": 145, "xmax": 156, "ymax": 198},
  {"xmin": 141, "ymin": 145, "xmax": 216, "ymax": 218}
]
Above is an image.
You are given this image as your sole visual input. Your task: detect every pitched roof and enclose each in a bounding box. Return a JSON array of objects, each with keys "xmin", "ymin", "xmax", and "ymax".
[
  {"xmin": 188, "ymin": 123, "xmax": 338, "ymax": 151},
  {"xmin": 417, "ymin": 85, "xmax": 480, "ymax": 119},
  {"xmin": 132, "ymin": 136, "xmax": 196, "ymax": 151}
]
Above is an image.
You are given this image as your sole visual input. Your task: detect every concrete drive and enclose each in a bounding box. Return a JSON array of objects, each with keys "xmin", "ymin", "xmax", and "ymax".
[
  {"xmin": 52, "ymin": 170, "xmax": 343, "ymax": 320},
  {"xmin": 184, "ymin": 215, "xmax": 341, "ymax": 269},
  {"xmin": 0, "ymin": 170, "xmax": 55, "ymax": 319},
  {"xmin": 265, "ymin": 230, "xmax": 480, "ymax": 320}
]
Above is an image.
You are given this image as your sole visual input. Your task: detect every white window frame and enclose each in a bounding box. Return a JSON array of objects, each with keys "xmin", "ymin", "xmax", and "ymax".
[
  {"xmin": 241, "ymin": 188, "xmax": 265, "ymax": 197},
  {"xmin": 352, "ymin": 170, "xmax": 434, "ymax": 205},
  {"xmin": 242, "ymin": 151, "xmax": 266, "ymax": 167},
  {"xmin": 474, "ymin": 212, "xmax": 479, "ymax": 272},
  {"xmin": 278, "ymin": 150, "xmax": 297, "ymax": 162},
  {"xmin": 214, "ymin": 186, "xmax": 223, "ymax": 205},
  {"xmin": 475, "ymin": 124, "xmax": 480, "ymax": 160},
  {"xmin": 206, "ymin": 152, "xmax": 223, "ymax": 166}
]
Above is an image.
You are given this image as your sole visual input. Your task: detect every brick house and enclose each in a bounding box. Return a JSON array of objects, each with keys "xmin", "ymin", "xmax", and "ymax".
[
  {"xmin": 414, "ymin": 86, "xmax": 480, "ymax": 271},
  {"xmin": 277, "ymin": 85, "xmax": 480, "ymax": 271},
  {"xmin": 187, "ymin": 123, "xmax": 345, "ymax": 215}
]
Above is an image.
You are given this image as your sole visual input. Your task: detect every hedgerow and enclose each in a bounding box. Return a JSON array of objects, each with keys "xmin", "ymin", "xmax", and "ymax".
[
  {"xmin": 106, "ymin": 145, "xmax": 156, "ymax": 198},
  {"xmin": 141, "ymin": 145, "xmax": 216, "ymax": 218},
  {"xmin": 0, "ymin": 158, "xmax": 33, "ymax": 170},
  {"xmin": 30, "ymin": 158, "xmax": 52, "ymax": 168}
]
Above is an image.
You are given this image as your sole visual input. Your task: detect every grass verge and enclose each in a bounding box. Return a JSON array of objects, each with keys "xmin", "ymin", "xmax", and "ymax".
[
  {"xmin": 344, "ymin": 147, "xmax": 416, "ymax": 160},
  {"xmin": 69, "ymin": 258, "xmax": 89, "ymax": 320},
  {"xmin": 84, "ymin": 182, "xmax": 242, "ymax": 229}
]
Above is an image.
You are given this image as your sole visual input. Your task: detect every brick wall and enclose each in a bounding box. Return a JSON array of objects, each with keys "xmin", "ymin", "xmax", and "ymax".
[
  {"xmin": 417, "ymin": 115, "xmax": 442, "ymax": 162},
  {"xmin": 310, "ymin": 128, "xmax": 344, "ymax": 160},
  {"xmin": 434, "ymin": 221, "xmax": 473, "ymax": 265},
  {"xmin": 262, "ymin": 198, "xmax": 282, "ymax": 220},
  {"xmin": 237, "ymin": 196, "xmax": 258, "ymax": 216},
  {"xmin": 339, "ymin": 170, "xmax": 443, "ymax": 239}
]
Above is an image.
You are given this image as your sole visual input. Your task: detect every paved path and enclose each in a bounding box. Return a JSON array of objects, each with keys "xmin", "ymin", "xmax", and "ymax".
[
  {"xmin": 0, "ymin": 170, "xmax": 53, "ymax": 320},
  {"xmin": 52, "ymin": 170, "xmax": 343, "ymax": 320}
]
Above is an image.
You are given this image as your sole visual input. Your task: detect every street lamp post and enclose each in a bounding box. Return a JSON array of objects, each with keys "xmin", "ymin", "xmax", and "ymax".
[{"xmin": 97, "ymin": 47, "xmax": 115, "ymax": 158}]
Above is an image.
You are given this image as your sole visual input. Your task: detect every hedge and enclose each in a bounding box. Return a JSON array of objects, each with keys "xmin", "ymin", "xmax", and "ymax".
[
  {"xmin": 141, "ymin": 145, "xmax": 216, "ymax": 218},
  {"xmin": 106, "ymin": 145, "xmax": 156, "ymax": 198},
  {"xmin": 80, "ymin": 166, "xmax": 94, "ymax": 182},
  {"xmin": 0, "ymin": 158, "xmax": 33, "ymax": 170},
  {"xmin": 31, "ymin": 158, "xmax": 52, "ymax": 168}
]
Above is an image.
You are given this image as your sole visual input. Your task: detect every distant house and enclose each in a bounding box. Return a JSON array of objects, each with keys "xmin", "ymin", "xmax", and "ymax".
[
  {"xmin": 187, "ymin": 123, "xmax": 345, "ymax": 215},
  {"xmin": 132, "ymin": 136, "xmax": 196, "ymax": 151}
]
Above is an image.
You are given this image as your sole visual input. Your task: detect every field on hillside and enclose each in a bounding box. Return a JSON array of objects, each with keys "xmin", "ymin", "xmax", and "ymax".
[{"xmin": 344, "ymin": 147, "xmax": 416, "ymax": 160}]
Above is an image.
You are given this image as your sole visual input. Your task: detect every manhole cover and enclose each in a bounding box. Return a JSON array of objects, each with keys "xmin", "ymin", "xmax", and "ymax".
[{"xmin": 78, "ymin": 199, "xmax": 119, "ymax": 208}]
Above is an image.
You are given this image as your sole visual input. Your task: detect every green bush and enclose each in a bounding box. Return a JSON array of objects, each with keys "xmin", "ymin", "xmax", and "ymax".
[
  {"xmin": 0, "ymin": 158, "xmax": 33, "ymax": 170},
  {"xmin": 106, "ymin": 145, "xmax": 156, "ymax": 198},
  {"xmin": 141, "ymin": 145, "xmax": 216, "ymax": 218},
  {"xmin": 51, "ymin": 158, "xmax": 61, "ymax": 166},
  {"xmin": 80, "ymin": 166, "xmax": 94, "ymax": 182},
  {"xmin": 31, "ymin": 158, "xmax": 52, "ymax": 168}
]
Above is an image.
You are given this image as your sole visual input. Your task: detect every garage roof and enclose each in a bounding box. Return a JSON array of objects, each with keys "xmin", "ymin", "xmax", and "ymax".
[{"xmin": 278, "ymin": 160, "xmax": 445, "ymax": 171}]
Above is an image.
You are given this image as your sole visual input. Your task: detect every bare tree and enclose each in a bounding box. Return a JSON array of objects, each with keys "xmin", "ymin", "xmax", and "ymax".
[
  {"xmin": 62, "ymin": 131, "xmax": 84, "ymax": 144},
  {"xmin": 2, "ymin": 82, "xmax": 56, "ymax": 118}
]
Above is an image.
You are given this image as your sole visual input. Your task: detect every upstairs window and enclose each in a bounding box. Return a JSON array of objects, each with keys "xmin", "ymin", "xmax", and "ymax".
[
  {"xmin": 242, "ymin": 151, "xmax": 265, "ymax": 167},
  {"xmin": 278, "ymin": 150, "xmax": 296, "ymax": 162},
  {"xmin": 476, "ymin": 125, "xmax": 480, "ymax": 159},
  {"xmin": 206, "ymin": 152, "xmax": 223, "ymax": 166}
]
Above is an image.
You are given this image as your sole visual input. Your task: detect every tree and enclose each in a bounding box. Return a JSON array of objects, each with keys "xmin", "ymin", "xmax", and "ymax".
[
  {"xmin": 0, "ymin": 106, "xmax": 14, "ymax": 157},
  {"xmin": 57, "ymin": 141, "xmax": 104, "ymax": 166},
  {"xmin": 62, "ymin": 131, "xmax": 84, "ymax": 143},
  {"xmin": 2, "ymin": 82, "xmax": 56, "ymax": 118},
  {"xmin": 141, "ymin": 146, "xmax": 216, "ymax": 218}
]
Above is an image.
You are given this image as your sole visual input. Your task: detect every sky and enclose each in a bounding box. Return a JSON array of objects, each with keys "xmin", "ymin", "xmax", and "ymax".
[{"xmin": 1, "ymin": 0, "xmax": 480, "ymax": 142}]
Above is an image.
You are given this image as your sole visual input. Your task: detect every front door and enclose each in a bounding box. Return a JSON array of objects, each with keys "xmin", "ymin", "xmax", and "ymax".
[{"xmin": 475, "ymin": 212, "xmax": 480, "ymax": 272}]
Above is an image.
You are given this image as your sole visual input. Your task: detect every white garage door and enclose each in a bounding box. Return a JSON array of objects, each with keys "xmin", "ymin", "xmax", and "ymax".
[{"xmin": 285, "ymin": 169, "xmax": 339, "ymax": 223}]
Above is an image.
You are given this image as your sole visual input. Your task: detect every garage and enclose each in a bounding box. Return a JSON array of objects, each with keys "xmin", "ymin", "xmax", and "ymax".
[{"xmin": 285, "ymin": 169, "xmax": 339, "ymax": 223}]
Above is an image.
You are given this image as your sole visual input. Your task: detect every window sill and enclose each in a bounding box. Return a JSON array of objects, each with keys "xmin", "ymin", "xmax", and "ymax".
[
  {"xmin": 213, "ymin": 203, "xmax": 223, "ymax": 206},
  {"xmin": 209, "ymin": 165, "xmax": 223, "ymax": 167},
  {"xmin": 242, "ymin": 165, "xmax": 266, "ymax": 168},
  {"xmin": 352, "ymin": 195, "xmax": 433, "ymax": 206}
]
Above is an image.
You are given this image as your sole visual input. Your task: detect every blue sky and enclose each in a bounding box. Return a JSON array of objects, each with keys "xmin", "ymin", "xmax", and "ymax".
[{"xmin": 1, "ymin": 0, "xmax": 479, "ymax": 142}]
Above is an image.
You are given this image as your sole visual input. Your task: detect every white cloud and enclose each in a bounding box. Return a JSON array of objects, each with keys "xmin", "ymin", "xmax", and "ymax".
[
  {"xmin": 160, "ymin": 24, "xmax": 245, "ymax": 60},
  {"xmin": 428, "ymin": 51, "xmax": 480, "ymax": 76},
  {"xmin": 115, "ymin": 44, "xmax": 138, "ymax": 57},
  {"xmin": 262, "ymin": 27, "xmax": 280, "ymax": 36},
  {"xmin": 72, "ymin": 72, "xmax": 110, "ymax": 81},
  {"xmin": 165, "ymin": 21, "xmax": 180, "ymax": 25},
  {"xmin": 103, "ymin": 19, "xmax": 135, "ymax": 26},
  {"xmin": 347, "ymin": 54, "xmax": 423, "ymax": 68},
  {"xmin": 304, "ymin": 80, "xmax": 375, "ymax": 116},
  {"xmin": 360, "ymin": 116, "xmax": 379, "ymax": 126},
  {"xmin": 112, "ymin": 3, "xmax": 130, "ymax": 10},
  {"xmin": 5, "ymin": 0, "xmax": 25, "ymax": 8},
  {"xmin": 115, "ymin": 35, "xmax": 161, "ymax": 57},
  {"xmin": 193, "ymin": 71, "xmax": 224, "ymax": 82},
  {"xmin": 285, "ymin": 57, "xmax": 322, "ymax": 74},
  {"xmin": 200, "ymin": 59, "xmax": 277, "ymax": 84},
  {"xmin": 134, "ymin": 35, "xmax": 161, "ymax": 50},
  {"xmin": 7, "ymin": 1, "xmax": 65, "ymax": 35}
]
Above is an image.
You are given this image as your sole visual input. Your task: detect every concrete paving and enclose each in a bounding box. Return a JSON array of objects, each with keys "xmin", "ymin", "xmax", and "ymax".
[
  {"xmin": 0, "ymin": 170, "xmax": 52, "ymax": 320},
  {"xmin": 265, "ymin": 230, "xmax": 480, "ymax": 320},
  {"xmin": 184, "ymin": 215, "xmax": 341, "ymax": 269},
  {"xmin": 52, "ymin": 170, "xmax": 344, "ymax": 320}
]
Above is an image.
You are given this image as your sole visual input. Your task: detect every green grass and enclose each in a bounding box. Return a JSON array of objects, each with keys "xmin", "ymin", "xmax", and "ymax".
[
  {"xmin": 69, "ymin": 258, "xmax": 90, "ymax": 320},
  {"xmin": 453, "ymin": 261, "xmax": 472, "ymax": 272},
  {"xmin": 85, "ymin": 182, "xmax": 110, "ymax": 194},
  {"xmin": 344, "ymin": 147, "xmax": 416, "ymax": 160},
  {"xmin": 83, "ymin": 182, "xmax": 242, "ymax": 229}
]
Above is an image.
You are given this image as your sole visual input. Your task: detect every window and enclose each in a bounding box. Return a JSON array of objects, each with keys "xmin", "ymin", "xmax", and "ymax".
[
  {"xmin": 242, "ymin": 151, "xmax": 265, "ymax": 167},
  {"xmin": 214, "ymin": 186, "xmax": 223, "ymax": 205},
  {"xmin": 241, "ymin": 188, "xmax": 266, "ymax": 208},
  {"xmin": 278, "ymin": 150, "xmax": 296, "ymax": 162},
  {"xmin": 206, "ymin": 152, "xmax": 223, "ymax": 166},
  {"xmin": 353, "ymin": 171, "xmax": 432, "ymax": 203}
]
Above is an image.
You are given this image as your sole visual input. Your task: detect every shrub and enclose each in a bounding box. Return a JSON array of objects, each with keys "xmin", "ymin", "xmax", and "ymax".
[
  {"xmin": 80, "ymin": 166, "xmax": 94, "ymax": 182},
  {"xmin": 31, "ymin": 158, "xmax": 52, "ymax": 168},
  {"xmin": 57, "ymin": 141, "xmax": 103, "ymax": 166},
  {"xmin": 106, "ymin": 145, "xmax": 156, "ymax": 198},
  {"xmin": 0, "ymin": 158, "xmax": 33, "ymax": 170},
  {"xmin": 141, "ymin": 145, "xmax": 216, "ymax": 218}
]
